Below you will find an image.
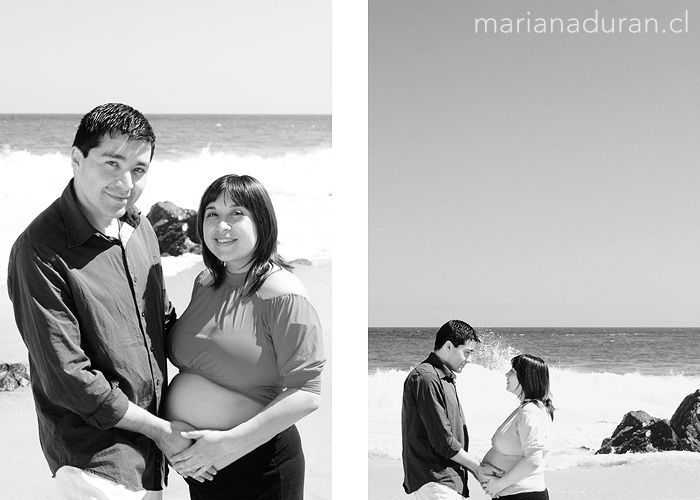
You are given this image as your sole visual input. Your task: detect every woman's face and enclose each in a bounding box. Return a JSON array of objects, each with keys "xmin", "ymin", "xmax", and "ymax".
[
  {"xmin": 505, "ymin": 367, "xmax": 522, "ymax": 398},
  {"xmin": 203, "ymin": 192, "xmax": 258, "ymax": 273}
]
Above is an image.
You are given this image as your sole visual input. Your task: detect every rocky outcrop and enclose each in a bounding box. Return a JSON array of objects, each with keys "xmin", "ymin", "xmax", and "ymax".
[
  {"xmin": 146, "ymin": 202, "xmax": 201, "ymax": 256},
  {"xmin": 0, "ymin": 362, "xmax": 30, "ymax": 391},
  {"xmin": 596, "ymin": 410, "xmax": 678, "ymax": 454},
  {"xmin": 289, "ymin": 258, "xmax": 313, "ymax": 266},
  {"xmin": 669, "ymin": 389, "xmax": 700, "ymax": 452}
]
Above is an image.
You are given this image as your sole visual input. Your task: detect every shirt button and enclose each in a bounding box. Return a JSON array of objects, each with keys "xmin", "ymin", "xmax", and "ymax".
[
  {"xmin": 156, "ymin": 380, "xmax": 161, "ymax": 386},
  {"xmin": 141, "ymin": 311, "xmax": 146, "ymax": 318},
  {"xmin": 150, "ymin": 346, "xmax": 154, "ymax": 352}
]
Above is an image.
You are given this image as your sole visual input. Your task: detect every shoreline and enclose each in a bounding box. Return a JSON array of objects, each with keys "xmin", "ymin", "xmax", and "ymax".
[{"xmin": 369, "ymin": 455, "xmax": 700, "ymax": 500}]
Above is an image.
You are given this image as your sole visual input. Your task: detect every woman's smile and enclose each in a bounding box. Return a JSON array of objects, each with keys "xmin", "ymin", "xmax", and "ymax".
[{"xmin": 214, "ymin": 237, "xmax": 236, "ymax": 245}]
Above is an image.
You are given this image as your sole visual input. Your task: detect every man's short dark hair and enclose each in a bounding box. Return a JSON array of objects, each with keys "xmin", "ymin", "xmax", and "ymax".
[
  {"xmin": 72, "ymin": 103, "xmax": 156, "ymax": 160},
  {"xmin": 434, "ymin": 319, "xmax": 480, "ymax": 350}
]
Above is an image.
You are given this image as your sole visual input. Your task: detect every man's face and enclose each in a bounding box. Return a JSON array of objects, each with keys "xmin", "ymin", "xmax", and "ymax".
[
  {"xmin": 445, "ymin": 340, "xmax": 476, "ymax": 373},
  {"xmin": 71, "ymin": 134, "xmax": 151, "ymax": 230}
]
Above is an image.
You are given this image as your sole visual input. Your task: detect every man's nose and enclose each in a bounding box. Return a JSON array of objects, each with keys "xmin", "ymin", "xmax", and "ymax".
[{"xmin": 116, "ymin": 171, "xmax": 134, "ymax": 190}]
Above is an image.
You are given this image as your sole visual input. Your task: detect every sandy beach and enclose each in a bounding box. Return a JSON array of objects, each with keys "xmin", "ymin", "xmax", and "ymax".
[
  {"xmin": 0, "ymin": 259, "xmax": 332, "ymax": 500},
  {"xmin": 369, "ymin": 454, "xmax": 700, "ymax": 500}
]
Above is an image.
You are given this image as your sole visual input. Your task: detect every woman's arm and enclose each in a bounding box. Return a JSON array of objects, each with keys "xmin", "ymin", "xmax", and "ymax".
[
  {"xmin": 482, "ymin": 453, "xmax": 541, "ymax": 496},
  {"xmin": 482, "ymin": 408, "xmax": 549, "ymax": 497}
]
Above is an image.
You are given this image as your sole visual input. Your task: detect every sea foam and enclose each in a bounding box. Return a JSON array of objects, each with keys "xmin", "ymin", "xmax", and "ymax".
[
  {"xmin": 0, "ymin": 146, "xmax": 332, "ymax": 280},
  {"xmin": 369, "ymin": 362, "xmax": 700, "ymax": 470}
]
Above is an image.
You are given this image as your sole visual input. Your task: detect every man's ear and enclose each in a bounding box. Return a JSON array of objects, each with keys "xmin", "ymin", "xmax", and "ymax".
[
  {"xmin": 444, "ymin": 340, "xmax": 453, "ymax": 351},
  {"xmin": 70, "ymin": 146, "xmax": 84, "ymax": 171}
]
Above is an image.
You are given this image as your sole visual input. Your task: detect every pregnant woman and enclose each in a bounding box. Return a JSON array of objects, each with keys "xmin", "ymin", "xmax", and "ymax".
[
  {"xmin": 481, "ymin": 354, "xmax": 554, "ymax": 500},
  {"xmin": 163, "ymin": 174, "xmax": 326, "ymax": 500}
]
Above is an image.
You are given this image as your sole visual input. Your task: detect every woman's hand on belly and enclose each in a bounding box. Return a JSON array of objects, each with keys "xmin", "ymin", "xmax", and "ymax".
[
  {"xmin": 164, "ymin": 420, "xmax": 218, "ymax": 483},
  {"xmin": 171, "ymin": 386, "xmax": 320, "ymax": 479},
  {"xmin": 170, "ymin": 427, "xmax": 261, "ymax": 477},
  {"xmin": 163, "ymin": 372, "xmax": 266, "ymax": 477}
]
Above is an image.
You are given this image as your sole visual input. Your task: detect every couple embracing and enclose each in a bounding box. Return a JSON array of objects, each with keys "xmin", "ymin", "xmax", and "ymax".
[
  {"xmin": 8, "ymin": 103, "xmax": 325, "ymax": 500},
  {"xmin": 401, "ymin": 320, "xmax": 554, "ymax": 500}
]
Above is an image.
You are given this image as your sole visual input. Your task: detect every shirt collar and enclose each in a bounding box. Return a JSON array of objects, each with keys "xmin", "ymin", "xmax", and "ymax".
[
  {"xmin": 59, "ymin": 180, "xmax": 142, "ymax": 248},
  {"xmin": 426, "ymin": 352, "xmax": 456, "ymax": 382}
]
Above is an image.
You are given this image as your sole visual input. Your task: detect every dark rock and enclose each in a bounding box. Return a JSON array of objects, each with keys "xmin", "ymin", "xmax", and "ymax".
[
  {"xmin": 146, "ymin": 202, "xmax": 201, "ymax": 257},
  {"xmin": 289, "ymin": 258, "xmax": 313, "ymax": 266},
  {"xmin": 596, "ymin": 410, "xmax": 678, "ymax": 454},
  {"xmin": 0, "ymin": 362, "xmax": 30, "ymax": 391},
  {"xmin": 648, "ymin": 418, "xmax": 680, "ymax": 451},
  {"xmin": 669, "ymin": 389, "xmax": 700, "ymax": 452},
  {"xmin": 0, "ymin": 376, "xmax": 18, "ymax": 391}
]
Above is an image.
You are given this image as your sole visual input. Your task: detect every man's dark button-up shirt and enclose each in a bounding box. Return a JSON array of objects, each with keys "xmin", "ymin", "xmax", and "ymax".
[
  {"xmin": 402, "ymin": 352, "xmax": 470, "ymax": 496},
  {"xmin": 7, "ymin": 181, "xmax": 176, "ymax": 491}
]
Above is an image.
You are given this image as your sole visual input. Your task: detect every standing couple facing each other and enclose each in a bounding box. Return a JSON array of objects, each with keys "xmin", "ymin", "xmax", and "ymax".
[
  {"xmin": 8, "ymin": 103, "xmax": 325, "ymax": 500},
  {"xmin": 401, "ymin": 320, "xmax": 553, "ymax": 500}
]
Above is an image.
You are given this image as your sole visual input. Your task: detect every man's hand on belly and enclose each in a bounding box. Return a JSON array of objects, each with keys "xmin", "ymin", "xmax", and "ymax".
[{"xmin": 161, "ymin": 421, "xmax": 217, "ymax": 482}]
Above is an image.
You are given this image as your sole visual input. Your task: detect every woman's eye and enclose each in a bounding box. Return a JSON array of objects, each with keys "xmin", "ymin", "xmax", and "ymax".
[{"xmin": 206, "ymin": 212, "xmax": 218, "ymax": 218}]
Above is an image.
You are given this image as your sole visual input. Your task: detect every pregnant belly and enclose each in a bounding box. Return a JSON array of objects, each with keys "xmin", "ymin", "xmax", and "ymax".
[
  {"xmin": 163, "ymin": 372, "xmax": 265, "ymax": 430},
  {"xmin": 482, "ymin": 447, "xmax": 521, "ymax": 475}
]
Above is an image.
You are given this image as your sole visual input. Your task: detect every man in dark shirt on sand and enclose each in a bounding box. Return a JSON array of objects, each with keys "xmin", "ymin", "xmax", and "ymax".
[
  {"xmin": 401, "ymin": 319, "xmax": 501, "ymax": 499},
  {"xmin": 7, "ymin": 103, "xmax": 205, "ymax": 499}
]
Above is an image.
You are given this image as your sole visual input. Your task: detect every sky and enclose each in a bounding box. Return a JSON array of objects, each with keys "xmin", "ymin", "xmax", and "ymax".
[
  {"xmin": 0, "ymin": 0, "xmax": 330, "ymax": 114},
  {"xmin": 369, "ymin": 0, "xmax": 700, "ymax": 327}
]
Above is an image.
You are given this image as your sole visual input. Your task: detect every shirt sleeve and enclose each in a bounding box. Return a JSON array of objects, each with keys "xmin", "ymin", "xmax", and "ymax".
[
  {"xmin": 411, "ymin": 371, "xmax": 464, "ymax": 459},
  {"xmin": 265, "ymin": 294, "xmax": 326, "ymax": 395},
  {"xmin": 7, "ymin": 242, "xmax": 129, "ymax": 429},
  {"xmin": 516, "ymin": 407, "xmax": 550, "ymax": 467}
]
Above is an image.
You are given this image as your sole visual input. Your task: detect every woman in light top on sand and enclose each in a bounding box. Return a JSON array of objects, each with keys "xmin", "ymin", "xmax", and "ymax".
[
  {"xmin": 163, "ymin": 174, "xmax": 326, "ymax": 500},
  {"xmin": 480, "ymin": 354, "xmax": 554, "ymax": 500}
]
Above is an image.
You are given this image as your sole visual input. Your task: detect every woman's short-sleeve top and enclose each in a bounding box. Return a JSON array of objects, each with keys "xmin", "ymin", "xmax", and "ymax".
[
  {"xmin": 167, "ymin": 267, "xmax": 326, "ymax": 405},
  {"xmin": 490, "ymin": 401, "xmax": 552, "ymax": 495}
]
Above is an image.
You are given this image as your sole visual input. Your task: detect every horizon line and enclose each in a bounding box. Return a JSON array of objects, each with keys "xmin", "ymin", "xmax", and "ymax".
[{"xmin": 0, "ymin": 111, "xmax": 332, "ymax": 116}]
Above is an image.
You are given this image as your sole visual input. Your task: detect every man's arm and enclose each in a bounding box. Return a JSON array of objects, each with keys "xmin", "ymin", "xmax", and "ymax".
[
  {"xmin": 8, "ymin": 243, "xmax": 129, "ymax": 428},
  {"xmin": 115, "ymin": 404, "xmax": 216, "ymax": 482},
  {"xmin": 412, "ymin": 373, "xmax": 482, "ymax": 466},
  {"xmin": 411, "ymin": 373, "xmax": 502, "ymax": 483},
  {"xmin": 115, "ymin": 403, "xmax": 191, "ymax": 457},
  {"xmin": 449, "ymin": 449, "xmax": 503, "ymax": 483},
  {"xmin": 450, "ymin": 449, "xmax": 481, "ymax": 474}
]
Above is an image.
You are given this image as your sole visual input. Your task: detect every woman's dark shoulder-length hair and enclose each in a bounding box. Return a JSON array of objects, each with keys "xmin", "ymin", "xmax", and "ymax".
[
  {"xmin": 197, "ymin": 174, "xmax": 292, "ymax": 295},
  {"xmin": 512, "ymin": 353, "xmax": 555, "ymax": 420}
]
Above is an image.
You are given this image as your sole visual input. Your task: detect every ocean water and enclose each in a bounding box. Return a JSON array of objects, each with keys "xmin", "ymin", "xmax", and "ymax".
[
  {"xmin": 369, "ymin": 327, "xmax": 700, "ymax": 470},
  {"xmin": 0, "ymin": 113, "xmax": 332, "ymax": 280}
]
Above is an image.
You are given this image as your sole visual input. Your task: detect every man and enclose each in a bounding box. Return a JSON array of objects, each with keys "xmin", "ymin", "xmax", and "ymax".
[
  {"xmin": 401, "ymin": 319, "xmax": 500, "ymax": 499},
  {"xmin": 7, "ymin": 103, "xmax": 197, "ymax": 499}
]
